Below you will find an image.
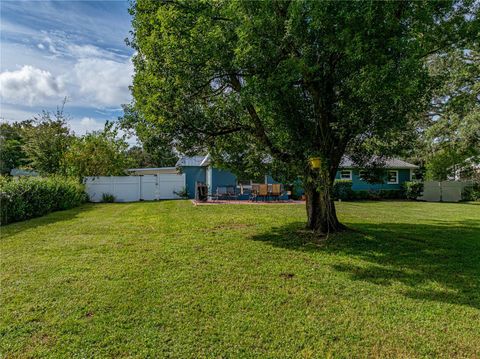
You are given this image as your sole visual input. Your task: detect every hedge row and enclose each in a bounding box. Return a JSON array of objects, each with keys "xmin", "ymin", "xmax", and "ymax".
[
  {"xmin": 332, "ymin": 180, "xmax": 421, "ymax": 201},
  {"xmin": 0, "ymin": 176, "xmax": 87, "ymax": 225}
]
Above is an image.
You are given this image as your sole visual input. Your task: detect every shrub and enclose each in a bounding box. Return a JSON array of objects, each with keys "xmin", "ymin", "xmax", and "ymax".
[
  {"xmin": 403, "ymin": 181, "xmax": 424, "ymax": 200},
  {"xmin": 332, "ymin": 180, "xmax": 354, "ymax": 200},
  {"xmin": 0, "ymin": 176, "xmax": 86, "ymax": 225},
  {"xmin": 353, "ymin": 189, "xmax": 404, "ymax": 200},
  {"xmin": 173, "ymin": 187, "xmax": 189, "ymax": 199},
  {"xmin": 101, "ymin": 193, "xmax": 116, "ymax": 203},
  {"xmin": 354, "ymin": 190, "xmax": 371, "ymax": 200},
  {"xmin": 378, "ymin": 189, "xmax": 404, "ymax": 199},
  {"xmin": 462, "ymin": 183, "xmax": 480, "ymax": 201}
]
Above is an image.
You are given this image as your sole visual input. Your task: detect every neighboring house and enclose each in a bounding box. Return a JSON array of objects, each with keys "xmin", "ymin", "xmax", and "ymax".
[
  {"xmin": 449, "ymin": 157, "xmax": 480, "ymax": 181},
  {"xmin": 173, "ymin": 155, "xmax": 418, "ymax": 199}
]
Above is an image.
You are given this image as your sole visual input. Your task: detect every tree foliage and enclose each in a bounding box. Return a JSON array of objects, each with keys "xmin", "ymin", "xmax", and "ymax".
[
  {"xmin": 120, "ymin": 104, "xmax": 178, "ymax": 167},
  {"xmin": 21, "ymin": 109, "xmax": 73, "ymax": 176},
  {"xmin": 0, "ymin": 122, "xmax": 28, "ymax": 175},
  {"xmin": 64, "ymin": 122, "xmax": 133, "ymax": 179},
  {"xmin": 422, "ymin": 45, "xmax": 480, "ymax": 180},
  {"xmin": 129, "ymin": 0, "xmax": 478, "ymax": 232}
]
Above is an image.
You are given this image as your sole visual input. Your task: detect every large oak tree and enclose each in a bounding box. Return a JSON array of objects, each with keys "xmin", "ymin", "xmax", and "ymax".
[{"xmin": 128, "ymin": 0, "xmax": 478, "ymax": 233}]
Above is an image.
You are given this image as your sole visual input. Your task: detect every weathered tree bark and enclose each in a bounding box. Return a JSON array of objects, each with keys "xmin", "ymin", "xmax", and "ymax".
[{"xmin": 304, "ymin": 166, "xmax": 346, "ymax": 234}]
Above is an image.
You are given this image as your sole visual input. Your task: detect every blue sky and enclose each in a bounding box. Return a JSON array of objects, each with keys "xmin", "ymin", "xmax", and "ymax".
[{"xmin": 0, "ymin": 0, "xmax": 134, "ymax": 136}]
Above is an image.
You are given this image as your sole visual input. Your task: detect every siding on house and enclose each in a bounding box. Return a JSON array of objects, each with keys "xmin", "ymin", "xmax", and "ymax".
[
  {"xmin": 210, "ymin": 168, "xmax": 237, "ymax": 194},
  {"xmin": 335, "ymin": 168, "xmax": 411, "ymax": 191},
  {"xmin": 181, "ymin": 166, "xmax": 206, "ymax": 198}
]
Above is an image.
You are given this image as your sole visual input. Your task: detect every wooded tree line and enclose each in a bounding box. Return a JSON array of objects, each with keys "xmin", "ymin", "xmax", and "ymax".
[{"xmin": 0, "ymin": 107, "xmax": 178, "ymax": 178}]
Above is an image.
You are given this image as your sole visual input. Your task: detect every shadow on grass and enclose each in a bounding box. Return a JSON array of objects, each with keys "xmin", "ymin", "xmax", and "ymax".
[
  {"xmin": 1, "ymin": 204, "xmax": 94, "ymax": 239},
  {"xmin": 250, "ymin": 219, "xmax": 480, "ymax": 309}
]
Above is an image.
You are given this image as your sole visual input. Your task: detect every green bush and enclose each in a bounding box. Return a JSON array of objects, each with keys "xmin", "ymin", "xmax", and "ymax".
[
  {"xmin": 353, "ymin": 189, "xmax": 404, "ymax": 200},
  {"xmin": 353, "ymin": 190, "xmax": 371, "ymax": 200},
  {"xmin": 378, "ymin": 189, "xmax": 404, "ymax": 199},
  {"xmin": 102, "ymin": 193, "xmax": 116, "ymax": 203},
  {"xmin": 173, "ymin": 187, "xmax": 189, "ymax": 199},
  {"xmin": 332, "ymin": 180, "xmax": 354, "ymax": 200},
  {"xmin": 462, "ymin": 183, "xmax": 480, "ymax": 201},
  {"xmin": 403, "ymin": 181, "xmax": 424, "ymax": 200},
  {"xmin": 0, "ymin": 176, "xmax": 86, "ymax": 225}
]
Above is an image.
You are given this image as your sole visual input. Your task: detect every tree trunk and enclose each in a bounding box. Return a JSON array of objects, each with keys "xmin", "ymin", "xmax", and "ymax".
[{"xmin": 304, "ymin": 167, "xmax": 345, "ymax": 234}]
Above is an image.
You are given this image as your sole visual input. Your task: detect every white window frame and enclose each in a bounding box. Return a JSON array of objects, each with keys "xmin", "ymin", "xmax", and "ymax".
[
  {"xmin": 387, "ymin": 170, "xmax": 399, "ymax": 184},
  {"xmin": 340, "ymin": 170, "xmax": 352, "ymax": 180}
]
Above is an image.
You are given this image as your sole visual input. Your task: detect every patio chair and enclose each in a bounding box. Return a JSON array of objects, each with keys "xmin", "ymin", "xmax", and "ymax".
[
  {"xmin": 195, "ymin": 181, "xmax": 208, "ymax": 202},
  {"xmin": 250, "ymin": 184, "xmax": 260, "ymax": 201},
  {"xmin": 258, "ymin": 184, "xmax": 268, "ymax": 201},
  {"xmin": 213, "ymin": 186, "xmax": 228, "ymax": 201},
  {"xmin": 225, "ymin": 185, "xmax": 237, "ymax": 200},
  {"xmin": 271, "ymin": 183, "xmax": 282, "ymax": 201}
]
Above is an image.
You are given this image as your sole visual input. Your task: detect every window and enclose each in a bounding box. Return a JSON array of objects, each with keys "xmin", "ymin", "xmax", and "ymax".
[
  {"xmin": 340, "ymin": 170, "xmax": 352, "ymax": 180},
  {"xmin": 387, "ymin": 170, "xmax": 398, "ymax": 184}
]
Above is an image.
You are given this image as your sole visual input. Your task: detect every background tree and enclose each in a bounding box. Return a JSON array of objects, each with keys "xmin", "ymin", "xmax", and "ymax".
[
  {"xmin": 120, "ymin": 104, "xmax": 178, "ymax": 167},
  {"xmin": 129, "ymin": 0, "xmax": 478, "ymax": 233},
  {"xmin": 421, "ymin": 46, "xmax": 480, "ymax": 180},
  {"xmin": 0, "ymin": 122, "xmax": 28, "ymax": 175},
  {"xmin": 22, "ymin": 108, "xmax": 73, "ymax": 175},
  {"xmin": 64, "ymin": 122, "xmax": 133, "ymax": 179}
]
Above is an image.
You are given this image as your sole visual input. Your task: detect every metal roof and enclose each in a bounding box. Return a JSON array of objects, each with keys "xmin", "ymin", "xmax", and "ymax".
[
  {"xmin": 127, "ymin": 167, "xmax": 177, "ymax": 172},
  {"xmin": 339, "ymin": 157, "xmax": 418, "ymax": 169},
  {"xmin": 176, "ymin": 155, "xmax": 210, "ymax": 167}
]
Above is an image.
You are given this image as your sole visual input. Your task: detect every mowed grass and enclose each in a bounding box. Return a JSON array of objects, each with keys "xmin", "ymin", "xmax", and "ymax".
[{"xmin": 1, "ymin": 201, "xmax": 479, "ymax": 358}]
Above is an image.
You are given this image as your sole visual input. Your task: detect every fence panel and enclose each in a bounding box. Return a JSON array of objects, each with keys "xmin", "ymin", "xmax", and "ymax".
[
  {"xmin": 422, "ymin": 181, "xmax": 441, "ymax": 202},
  {"xmin": 140, "ymin": 175, "xmax": 158, "ymax": 201},
  {"xmin": 85, "ymin": 174, "xmax": 186, "ymax": 202},
  {"xmin": 421, "ymin": 181, "xmax": 469, "ymax": 202},
  {"xmin": 158, "ymin": 173, "xmax": 186, "ymax": 199}
]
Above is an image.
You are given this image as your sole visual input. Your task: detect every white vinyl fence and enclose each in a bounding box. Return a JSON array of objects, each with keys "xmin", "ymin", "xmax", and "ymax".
[
  {"xmin": 84, "ymin": 174, "xmax": 186, "ymax": 202},
  {"xmin": 421, "ymin": 181, "xmax": 470, "ymax": 202}
]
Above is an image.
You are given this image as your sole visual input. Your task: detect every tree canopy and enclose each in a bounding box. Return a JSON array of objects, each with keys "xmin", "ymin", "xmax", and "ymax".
[
  {"xmin": 63, "ymin": 122, "xmax": 133, "ymax": 179},
  {"xmin": 0, "ymin": 122, "xmax": 28, "ymax": 175},
  {"xmin": 129, "ymin": 0, "xmax": 478, "ymax": 232},
  {"xmin": 422, "ymin": 45, "xmax": 480, "ymax": 180},
  {"xmin": 21, "ymin": 109, "xmax": 73, "ymax": 176}
]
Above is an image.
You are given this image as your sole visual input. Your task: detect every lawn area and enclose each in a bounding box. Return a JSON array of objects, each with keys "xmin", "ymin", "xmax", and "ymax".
[{"xmin": 1, "ymin": 201, "xmax": 479, "ymax": 358}]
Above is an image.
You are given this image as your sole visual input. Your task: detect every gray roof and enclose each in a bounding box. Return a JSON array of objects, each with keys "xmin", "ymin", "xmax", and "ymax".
[
  {"xmin": 176, "ymin": 155, "xmax": 210, "ymax": 167},
  {"xmin": 177, "ymin": 154, "xmax": 418, "ymax": 169},
  {"xmin": 127, "ymin": 167, "xmax": 177, "ymax": 172},
  {"xmin": 339, "ymin": 157, "xmax": 418, "ymax": 169}
]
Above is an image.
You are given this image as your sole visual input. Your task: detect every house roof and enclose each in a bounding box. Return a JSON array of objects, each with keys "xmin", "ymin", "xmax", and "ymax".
[
  {"xmin": 127, "ymin": 167, "xmax": 177, "ymax": 172},
  {"xmin": 339, "ymin": 157, "xmax": 418, "ymax": 169},
  {"xmin": 176, "ymin": 155, "xmax": 418, "ymax": 169},
  {"xmin": 175, "ymin": 155, "xmax": 210, "ymax": 167}
]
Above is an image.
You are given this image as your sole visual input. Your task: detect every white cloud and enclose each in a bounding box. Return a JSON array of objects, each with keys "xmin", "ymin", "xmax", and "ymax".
[
  {"xmin": 70, "ymin": 116, "xmax": 106, "ymax": 135},
  {"xmin": 67, "ymin": 44, "xmax": 128, "ymax": 61},
  {"xmin": 74, "ymin": 57, "xmax": 133, "ymax": 107},
  {"xmin": 37, "ymin": 43, "xmax": 45, "ymax": 50},
  {"xmin": 0, "ymin": 65, "xmax": 65, "ymax": 105}
]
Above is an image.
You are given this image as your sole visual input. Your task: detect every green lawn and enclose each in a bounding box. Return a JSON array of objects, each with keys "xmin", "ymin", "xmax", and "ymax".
[{"xmin": 1, "ymin": 201, "xmax": 479, "ymax": 358}]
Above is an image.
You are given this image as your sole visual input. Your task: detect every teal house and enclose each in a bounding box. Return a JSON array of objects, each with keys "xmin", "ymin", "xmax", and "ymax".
[{"xmin": 176, "ymin": 155, "xmax": 418, "ymax": 199}]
